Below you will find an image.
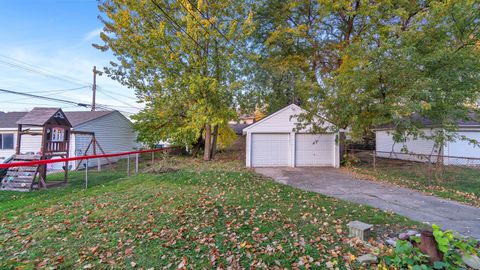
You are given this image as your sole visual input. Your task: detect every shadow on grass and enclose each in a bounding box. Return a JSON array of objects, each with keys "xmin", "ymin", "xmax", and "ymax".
[{"xmin": 0, "ymin": 169, "xmax": 128, "ymax": 212}]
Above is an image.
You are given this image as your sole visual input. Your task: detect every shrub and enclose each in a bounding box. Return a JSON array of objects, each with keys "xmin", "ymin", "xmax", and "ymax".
[{"xmin": 382, "ymin": 225, "xmax": 479, "ymax": 269}]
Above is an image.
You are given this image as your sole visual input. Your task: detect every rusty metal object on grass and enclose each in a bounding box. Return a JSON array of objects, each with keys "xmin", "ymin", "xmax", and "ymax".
[{"xmin": 418, "ymin": 230, "xmax": 443, "ymax": 263}]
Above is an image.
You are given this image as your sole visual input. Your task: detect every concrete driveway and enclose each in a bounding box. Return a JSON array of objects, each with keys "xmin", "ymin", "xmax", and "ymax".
[{"xmin": 255, "ymin": 167, "xmax": 480, "ymax": 239}]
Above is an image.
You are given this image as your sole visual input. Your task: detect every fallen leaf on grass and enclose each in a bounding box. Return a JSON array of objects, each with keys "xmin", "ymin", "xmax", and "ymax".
[
  {"xmin": 125, "ymin": 248, "xmax": 134, "ymax": 256},
  {"xmin": 176, "ymin": 256, "xmax": 187, "ymax": 269}
]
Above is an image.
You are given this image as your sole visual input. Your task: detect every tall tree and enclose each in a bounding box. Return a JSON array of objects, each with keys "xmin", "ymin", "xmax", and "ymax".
[
  {"xmin": 249, "ymin": 0, "xmax": 480, "ymax": 146},
  {"xmin": 95, "ymin": 0, "xmax": 252, "ymax": 160}
]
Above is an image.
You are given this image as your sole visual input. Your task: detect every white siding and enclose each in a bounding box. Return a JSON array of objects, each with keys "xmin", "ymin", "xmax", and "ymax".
[
  {"xmin": 245, "ymin": 106, "xmax": 303, "ymax": 133},
  {"xmin": 20, "ymin": 132, "xmax": 43, "ymax": 153},
  {"xmin": 0, "ymin": 130, "xmax": 17, "ymax": 162},
  {"xmin": 376, "ymin": 129, "xmax": 440, "ymax": 162},
  {"xmin": 445, "ymin": 131, "xmax": 480, "ymax": 166},
  {"xmin": 72, "ymin": 112, "xmax": 138, "ymax": 168},
  {"xmin": 0, "ymin": 128, "xmax": 43, "ymax": 163}
]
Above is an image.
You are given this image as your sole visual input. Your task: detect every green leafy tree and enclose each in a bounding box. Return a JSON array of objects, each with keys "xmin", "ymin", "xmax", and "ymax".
[
  {"xmin": 95, "ymin": 0, "xmax": 252, "ymax": 160},
  {"xmin": 249, "ymin": 0, "xmax": 480, "ymax": 147},
  {"xmin": 324, "ymin": 0, "xmax": 480, "ymax": 142}
]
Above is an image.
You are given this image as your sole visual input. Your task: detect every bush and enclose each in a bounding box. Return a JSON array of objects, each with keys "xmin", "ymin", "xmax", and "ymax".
[{"xmin": 382, "ymin": 224, "xmax": 479, "ymax": 269}]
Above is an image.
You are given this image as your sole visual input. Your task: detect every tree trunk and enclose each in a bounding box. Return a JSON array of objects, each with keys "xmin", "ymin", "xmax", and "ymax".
[
  {"xmin": 203, "ymin": 124, "xmax": 212, "ymax": 161},
  {"xmin": 192, "ymin": 141, "xmax": 202, "ymax": 158},
  {"xmin": 210, "ymin": 125, "xmax": 219, "ymax": 159},
  {"xmin": 192, "ymin": 130, "xmax": 204, "ymax": 158}
]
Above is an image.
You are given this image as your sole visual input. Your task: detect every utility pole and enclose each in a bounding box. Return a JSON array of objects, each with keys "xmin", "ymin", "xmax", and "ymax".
[{"xmin": 92, "ymin": 66, "xmax": 97, "ymax": 111}]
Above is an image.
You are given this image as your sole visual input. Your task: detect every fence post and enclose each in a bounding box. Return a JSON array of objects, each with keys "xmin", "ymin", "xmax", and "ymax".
[
  {"xmin": 135, "ymin": 153, "xmax": 139, "ymax": 174},
  {"xmin": 85, "ymin": 159, "xmax": 88, "ymax": 190},
  {"xmin": 151, "ymin": 151, "xmax": 154, "ymax": 169},
  {"xmin": 127, "ymin": 154, "xmax": 130, "ymax": 176},
  {"xmin": 373, "ymin": 150, "xmax": 376, "ymax": 171}
]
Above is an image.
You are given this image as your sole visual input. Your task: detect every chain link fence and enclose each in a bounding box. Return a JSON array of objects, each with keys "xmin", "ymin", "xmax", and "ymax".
[
  {"xmin": 344, "ymin": 148, "xmax": 480, "ymax": 180},
  {"xmin": 1, "ymin": 147, "xmax": 181, "ymax": 191}
]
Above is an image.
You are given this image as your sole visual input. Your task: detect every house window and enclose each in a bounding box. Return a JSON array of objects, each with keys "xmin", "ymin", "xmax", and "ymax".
[
  {"xmin": 0, "ymin": 134, "xmax": 14, "ymax": 149},
  {"xmin": 51, "ymin": 128, "xmax": 65, "ymax": 142}
]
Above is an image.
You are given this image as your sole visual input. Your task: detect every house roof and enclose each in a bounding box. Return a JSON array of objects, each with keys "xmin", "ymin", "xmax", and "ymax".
[
  {"xmin": 0, "ymin": 112, "xmax": 28, "ymax": 128},
  {"xmin": 375, "ymin": 112, "xmax": 480, "ymax": 130},
  {"xmin": 16, "ymin": 107, "xmax": 70, "ymax": 126},
  {"xmin": 0, "ymin": 109, "xmax": 115, "ymax": 128},
  {"xmin": 229, "ymin": 123, "xmax": 251, "ymax": 135},
  {"xmin": 65, "ymin": 111, "xmax": 114, "ymax": 126}
]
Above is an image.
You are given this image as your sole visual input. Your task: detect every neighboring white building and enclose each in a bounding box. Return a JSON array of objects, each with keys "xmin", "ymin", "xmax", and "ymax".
[
  {"xmin": 243, "ymin": 104, "xmax": 341, "ymax": 168},
  {"xmin": 0, "ymin": 109, "xmax": 138, "ymax": 169},
  {"xmin": 375, "ymin": 118, "xmax": 480, "ymax": 166}
]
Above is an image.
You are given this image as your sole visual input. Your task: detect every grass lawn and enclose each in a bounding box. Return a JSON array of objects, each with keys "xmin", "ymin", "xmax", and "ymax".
[
  {"xmin": 1, "ymin": 154, "xmax": 417, "ymax": 269},
  {"xmin": 346, "ymin": 159, "xmax": 480, "ymax": 207}
]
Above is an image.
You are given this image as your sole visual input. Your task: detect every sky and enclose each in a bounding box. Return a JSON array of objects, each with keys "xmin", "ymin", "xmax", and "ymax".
[{"xmin": 0, "ymin": 0, "xmax": 140, "ymax": 115}]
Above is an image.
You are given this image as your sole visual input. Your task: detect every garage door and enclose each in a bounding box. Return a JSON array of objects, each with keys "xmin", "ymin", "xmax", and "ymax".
[
  {"xmin": 295, "ymin": 134, "xmax": 334, "ymax": 166},
  {"xmin": 251, "ymin": 133, "xmax": 289, "ymax": 167}
]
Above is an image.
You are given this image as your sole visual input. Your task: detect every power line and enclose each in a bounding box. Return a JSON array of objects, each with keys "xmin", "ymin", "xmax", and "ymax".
[
  {"xmin": 24, "ymin": 86, "xmax": 90, "ymax": 95},
  {"xmin": 0, "ymin": 55, "xmax": 90, "ymax": 87},
  {"xmin": 3, "ymin": 86, "xmax": 91, "ymax": 103},
  {"xmin": 178, "ymin": 0, "xmax": 211, "ymax": 35},
  {"xmin": 150, "ymin": 0, "xmax": 207, "ymax": 53},
  {"xmin": 0, "ymin": 88, "xmax": 135, "ymax": 116},
  {"xmin": 185, "ymin": 0, "xmax": 250, "ymax": 59},
  {"xmin": 97, "ymin": 86, "xmax": 138, "ymax": 101},
  {"xmin": 0, "ymin": 88, "xmax": 90, "ymax": 107},
  {"xmin": 0, "ymin": 54, "xmax": 90, "ymax": 86},
  {"xmin": 97, "ymin": 90, "xmax": 141, "ymax": 109},
  {"xmin": 95, "ymin": 105, "xmax": 135, "ymax": 116},
  {"xmin": 186, "ymin": 0, "xmax": 231, "ymax": 43},
  {"xmin": 0, "ymin": 56, "xmax": 138, "ymax": 114},
  {"xmin": 96, "ymin": 87, "xmax": 141, "ymax": 110}
]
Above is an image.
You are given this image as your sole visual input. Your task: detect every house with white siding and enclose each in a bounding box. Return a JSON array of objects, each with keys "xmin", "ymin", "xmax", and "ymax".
[
  {"xmin": 0, "ymin": 108, "xmax": 138, "ymax": 169},
  {"xmin": 375, "ymin": 114, "xmax": 480, "ymax": 166}
]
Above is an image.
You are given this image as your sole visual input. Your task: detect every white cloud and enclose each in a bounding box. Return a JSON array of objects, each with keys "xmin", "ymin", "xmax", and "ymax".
[{"xmin": 83, "ymin": 28, "xmax": 103, "ymax": 42}]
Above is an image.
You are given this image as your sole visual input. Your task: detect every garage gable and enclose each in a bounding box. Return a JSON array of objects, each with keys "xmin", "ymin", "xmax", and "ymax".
[{"xmin": 243, "ymin": 104, "xmax": 305, "ymax": 134}]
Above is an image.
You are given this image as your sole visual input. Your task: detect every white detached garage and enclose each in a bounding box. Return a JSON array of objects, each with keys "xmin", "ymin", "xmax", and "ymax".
[{"xmin": 243, "ymin": 104, "xmax": 340, "ymax": 168}]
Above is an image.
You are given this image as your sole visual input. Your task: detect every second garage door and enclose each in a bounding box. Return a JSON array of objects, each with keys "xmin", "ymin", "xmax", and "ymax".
[
  {"xmin": 251, "ymin": 133, "xmax": 289, "ymax": 167},
  {"xmin": 295, "ymin": 134, "xmax": 335, "ymax": 166}
]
